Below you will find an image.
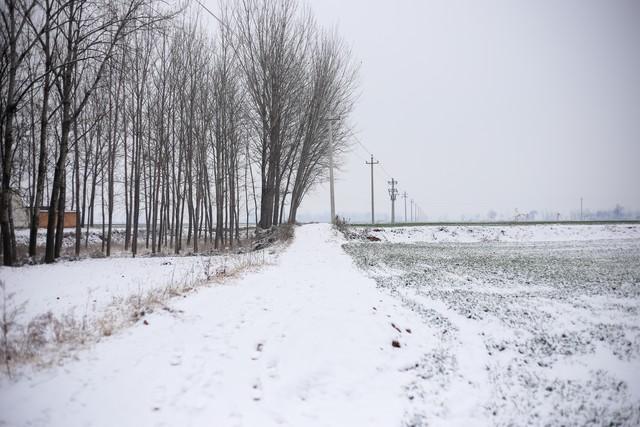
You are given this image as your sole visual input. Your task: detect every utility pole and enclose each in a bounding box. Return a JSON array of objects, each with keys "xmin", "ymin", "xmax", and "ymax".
[
  {"xmin": 402, "ymin": 192, "xmax": 408, "ymax": 223},
  {"xmin": 410, "ymin": 199, "xmax": 414, "ymax": 222},
  {"xmin": 580, "ymin": 197, "xmax": 583, "ymax": 221},
  {"xmin": 326, "ymin": 117, "xmax": 340, "ymax": 224},
  {"xmin": 365, "ymin": 155, "xmax": 379, "ymax": 224},
  {"xmin": 388, "ymin": 178, "xmax": 398, "ymax": 224}
]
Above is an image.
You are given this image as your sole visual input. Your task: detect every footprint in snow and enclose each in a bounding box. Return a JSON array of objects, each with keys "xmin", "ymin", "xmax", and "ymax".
[
  {"xmin": 266, "ymin": 359, "xmax": 279, "ymax": 379},
  {"xmin": 252, "ymin": 379, "xmax": 262, "ymax": 401},
  {"xmin": 189, "ymin": 394, "xmax": 209, "ymax": 410},
  {"xmin": 251, "ymin": 342, "xmax": 264, "ymax": 360},
  {"xmin": 169, "ymin": 354, "xmax": 182, "ymax": 366}
]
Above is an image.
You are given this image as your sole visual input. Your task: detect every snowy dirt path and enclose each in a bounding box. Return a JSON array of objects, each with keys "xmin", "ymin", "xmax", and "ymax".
[{"xmin": 0, "ymin": 224, "xmax": 435, "ymax": 427}]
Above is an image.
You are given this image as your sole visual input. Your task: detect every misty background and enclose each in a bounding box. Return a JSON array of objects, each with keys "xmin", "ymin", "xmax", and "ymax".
[{"xmin": 281, "ymin": 0, "xmax": 640, "ymax": 222}]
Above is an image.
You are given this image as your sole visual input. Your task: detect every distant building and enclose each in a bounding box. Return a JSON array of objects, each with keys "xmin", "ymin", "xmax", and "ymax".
[{"xmin": 37, "ymin": 207, "xmax": 77, "ymax": 228}]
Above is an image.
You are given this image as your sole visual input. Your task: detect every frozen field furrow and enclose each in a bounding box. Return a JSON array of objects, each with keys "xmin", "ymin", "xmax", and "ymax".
[{"xmin": 344, "ymin": 225, "xmax": 640, "ymax": 426}]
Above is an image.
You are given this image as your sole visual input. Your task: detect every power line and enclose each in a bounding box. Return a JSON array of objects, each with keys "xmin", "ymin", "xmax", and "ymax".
[
  {"xmin": 192, "ymin": 0, "xmax": 226, "ymax": 27},
  {"xmin": 351, "ymin": 134, "xmax": 373, "ymax": 157},
  {"xmin": 351, "ymin": 134, "xmax": 426, "ymax": 223}
]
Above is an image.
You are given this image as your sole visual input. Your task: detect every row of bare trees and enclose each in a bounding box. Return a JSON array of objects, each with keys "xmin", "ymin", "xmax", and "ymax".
[{"xmin": 0, "ymin": 0, "xmax": 358, "ymax": 266}]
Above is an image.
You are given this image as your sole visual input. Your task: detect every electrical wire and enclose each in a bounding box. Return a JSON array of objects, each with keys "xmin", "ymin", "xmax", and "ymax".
[{"xmin": 350, "ymin": 134, "xmax": 426, "ymax": 219}]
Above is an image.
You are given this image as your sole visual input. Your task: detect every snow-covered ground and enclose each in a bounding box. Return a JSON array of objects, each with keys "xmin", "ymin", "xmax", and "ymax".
[
  {"xmin": 345, "ymin": 224, "xmax": 640, "ymax": 425},
  {"xmin": 361, "ymin": 223, "xmax": 640, "ymax": 244},
  {"xmin": 13, "ymin": 226, "xmax": 255, "ymax": 259},
  {"xmin": 14, "ymin": 227, "xmax": 107, "ymax": 248},
  {"xmin": 2, "ymin": 223, "xmax": 638, "ymax": 426},
  {"xmin": 0, "ymin": 224, "xmax": 434, "ymax": 426},
  {"xmin": 1, "ymin": 252, "xmax": 268, "ymax": 323},
  {"xmin": 0, "ymin": 246, "xmax": 278, "ymax": 381}
]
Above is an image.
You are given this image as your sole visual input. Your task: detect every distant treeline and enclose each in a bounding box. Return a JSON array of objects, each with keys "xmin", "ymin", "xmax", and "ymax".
[{"xmin": 487, "ymin": 204, "xmax": 639, "ymax": 222}]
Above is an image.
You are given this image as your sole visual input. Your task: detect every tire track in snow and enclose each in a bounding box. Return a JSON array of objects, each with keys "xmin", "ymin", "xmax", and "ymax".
[{"xmin": 399, "ymin": 287, "xmax": 492, "ymax": 426}]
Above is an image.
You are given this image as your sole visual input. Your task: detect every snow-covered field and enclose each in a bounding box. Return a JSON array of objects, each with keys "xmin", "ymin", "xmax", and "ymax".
[
  {"xmin": 344, "ymin": 224, "xmax": 640, "ymax": 425},
  {"xmin": 363, "ymin": 223, "xmax": 640, "ymax": 244}
]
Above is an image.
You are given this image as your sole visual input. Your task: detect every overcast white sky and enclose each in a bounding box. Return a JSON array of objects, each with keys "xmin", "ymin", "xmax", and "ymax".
[{"xmin": 206, "ymin": 0, "xmax": 640, "ymax": 222}]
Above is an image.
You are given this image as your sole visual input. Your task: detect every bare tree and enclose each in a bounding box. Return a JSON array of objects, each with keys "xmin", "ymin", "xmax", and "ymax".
[
  {"xmin": 288, "ymin": 31, "xmax": 358, "ymax": 223},
  {"xmin": 232, "ymin": 0, "xmax": 312, "ymax": 230},
  {"xmin": 1, "ymin": 0, "xmax": 40, "ymax": 265}
]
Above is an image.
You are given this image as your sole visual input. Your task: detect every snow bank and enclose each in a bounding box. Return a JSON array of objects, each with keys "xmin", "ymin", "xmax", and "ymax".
[
  {"xmin": 0, "ymin": 253, "xmax": 264, "ymax": 324},
  {"xmin": 361, "ymin": 223, "xmax": 640, "ymax": 244},
  {"xmin": 14, "ymin": 227, "xmax": 129, "ymax": 249}
]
